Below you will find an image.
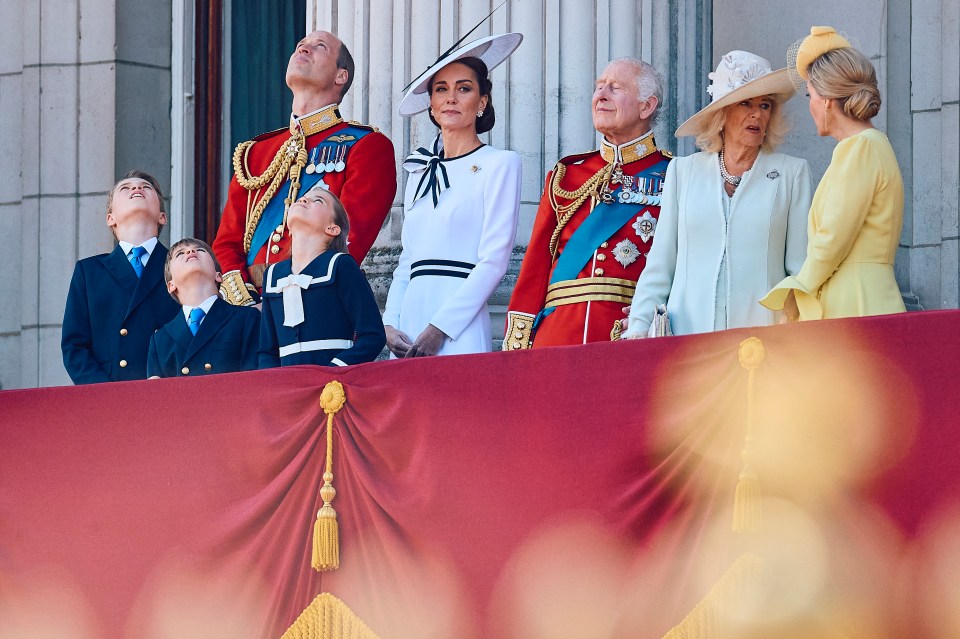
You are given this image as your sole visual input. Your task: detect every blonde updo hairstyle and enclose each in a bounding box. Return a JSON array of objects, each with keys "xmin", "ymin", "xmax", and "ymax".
[{"xmin": 806, "ymin": 47, "xmax": 881, "ymax": 122}]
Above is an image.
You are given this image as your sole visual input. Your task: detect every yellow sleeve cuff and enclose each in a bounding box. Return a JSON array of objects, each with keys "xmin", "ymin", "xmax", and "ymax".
[{"xmin": 760, "ymin": 277, "xmax": 823, "ymax": 321}]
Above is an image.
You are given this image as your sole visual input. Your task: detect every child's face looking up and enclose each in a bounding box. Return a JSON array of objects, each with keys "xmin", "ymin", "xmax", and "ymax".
[
  {"xmin": 167, "ymin": 244, "xmax": 220, "ymax": 297},
  {"xmin": 107, "ymin": 177, "xmax": 165, "ymax": 231},
  {"xmin": 288, "ymin": 188, "xmax": 340, "ymax": 238}
]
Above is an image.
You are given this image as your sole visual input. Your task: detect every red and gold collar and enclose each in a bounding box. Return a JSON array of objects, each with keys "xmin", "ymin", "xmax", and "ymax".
[
  {"xmin": 290, "ymin": 104, "xmax": 343, "ymax": 136},
  {"xmin": 599, "ymin": 131, "xmax": 657, "ymax": 164}
]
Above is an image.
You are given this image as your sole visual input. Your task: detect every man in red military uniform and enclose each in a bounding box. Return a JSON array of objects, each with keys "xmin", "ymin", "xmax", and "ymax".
[
  {"xmin": 214, "ymin": 30, "xmax": 396, "ymax": 305},
  {"xmin": 505, "ymin": 58, "xmax": 672, "ymax": 348}
]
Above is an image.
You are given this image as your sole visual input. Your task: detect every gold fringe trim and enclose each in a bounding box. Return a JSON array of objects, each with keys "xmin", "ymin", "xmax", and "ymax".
[
  {"xmin": 661, "ymin": 553, "xmax": 766, "ymax": 639},
  {"xmin": 281, "ymin": 592, "xmax": 380, "ymax": 639},
  {"xmin": 313, "ymin": 381, "xmax": 347, "ymax": 571},
  {"xmin": 733, "ymin": 337, "xmax": 765, "ymax": 534}
]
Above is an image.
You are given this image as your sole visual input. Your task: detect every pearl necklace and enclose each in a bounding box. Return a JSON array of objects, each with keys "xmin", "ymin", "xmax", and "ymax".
[{"xmin": 718, "ymin": 149, "xmax": 742, "ymax": 187}]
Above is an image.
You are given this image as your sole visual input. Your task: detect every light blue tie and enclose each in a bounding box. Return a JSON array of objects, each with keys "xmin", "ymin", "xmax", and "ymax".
[
  {"xmin": 128, "ymin": 246, "xmax": 146, "ymax": 278},
  {"xmin": 188, "ymin": 307, "xmax": 205, "ymax": 335}
]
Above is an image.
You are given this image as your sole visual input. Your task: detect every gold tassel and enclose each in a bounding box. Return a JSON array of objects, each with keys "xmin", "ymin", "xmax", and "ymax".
[
  {"xmin": 313, "ymin": 381, "xmax": 346, "ymax": 571},
  {"xmin": 733, "ymin": 338, "xmax": 765, "ymax": 534}
]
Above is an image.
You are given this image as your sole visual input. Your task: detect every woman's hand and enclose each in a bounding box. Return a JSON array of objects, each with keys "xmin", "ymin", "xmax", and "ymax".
[
  {"xmin": 617, "ymin": 306, "xmax": 648, "ymax": 340},
  {"xmin": 385, "ymin": 325, "xmax": 414, "ymax": 358},
  {"xmin": 782, "ymin": 290, "xmax": 800, "ymax": 322},
  {"xmin": 405, "ymin": 324, "xmax": 447, "ymax": 357}
]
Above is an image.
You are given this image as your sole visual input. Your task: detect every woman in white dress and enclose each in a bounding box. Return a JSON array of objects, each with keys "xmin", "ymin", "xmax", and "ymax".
[{"xmin": 384, "ymin": 34, "xmax": 523, "ymax": 357}]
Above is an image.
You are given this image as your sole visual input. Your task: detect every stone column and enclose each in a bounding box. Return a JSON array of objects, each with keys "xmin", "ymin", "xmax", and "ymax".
[
  {"xmin": 1, "ymin": 0, "xmax": 172, "ymax": 389},
  {"xmin": 306, "ymin": 0, "xmax": 709, "ymax": 349}
]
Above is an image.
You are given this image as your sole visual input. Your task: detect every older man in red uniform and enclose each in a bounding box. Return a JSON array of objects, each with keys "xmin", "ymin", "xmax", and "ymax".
[
  {"xmin": 214, "ymin": 30, "xmax": 396, "ymax": 305},
  {"xmin": 505, "ymin": 58, "xmax": 672, "ymax": 348}
]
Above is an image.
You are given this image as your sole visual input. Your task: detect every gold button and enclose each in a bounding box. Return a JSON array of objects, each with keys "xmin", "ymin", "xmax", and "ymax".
[
  {"xmin": 272, "ymin": 233, "xmax": 282, "ymax": 242},
  {"xmin": 119, "ymin": 328, "xmax": 128, "ymax": 336},
  {"xmin": 275, "ymin": 224, "xmax": 284, "ymax": 232},
  {"xmin": 204, "ymin": 363, "xmax": 212, "ymax": 371},
  {"xmin": 600, "ymin": 242, "xmax": 609, "ymax": 248},
  {"xmin": 516, "ymin": 321, "xmax": 526, "ymax": 330},
  {"xmin": 270, "ymin": 245, "xmax": 280, "ymax": 254},
  {"xmin": 119, "ymin": 360, "xmax": 127, "ymax": 368},
  {"xmin": 511, "ymin": 341, "xmax": 522, "ymax": 349},
  {"xmin": 514, "ymin": 331, "xmax": 523, "ymax": 339},
  {"xmin": 594, "ymin": 268, "xmax": 604, "ymax": 276},
  {"xmin": 181, "ymin": 367, "xmax": 190, "ymax": 375},
  {"xmin": 596, "ymin": 254, "xmax": 606, "ymax": 262}
]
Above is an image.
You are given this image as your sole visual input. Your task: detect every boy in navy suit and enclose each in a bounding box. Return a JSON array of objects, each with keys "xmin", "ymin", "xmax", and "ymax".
[
  {"xmin": 61, "ymin": 170, "xmax": 180, "ymax": 384},
  {"xmin": 147, "ymin": 238, "xmax": 259, "ymax": 377},
  {"xmin": 259, "ymin": 185, "xmax": 385, "ymax": 368}
]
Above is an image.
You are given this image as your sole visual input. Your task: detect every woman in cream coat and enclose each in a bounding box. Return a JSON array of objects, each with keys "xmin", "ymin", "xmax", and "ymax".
[{"xmin": 622, "ymin": 51, "xmax": 812, "ymax": 337}]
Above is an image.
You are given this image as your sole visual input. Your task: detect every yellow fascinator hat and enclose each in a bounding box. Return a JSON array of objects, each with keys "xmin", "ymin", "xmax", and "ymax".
[{"xmin": 794, "ymin": 26, "xmax": 851, "ymax": 80}]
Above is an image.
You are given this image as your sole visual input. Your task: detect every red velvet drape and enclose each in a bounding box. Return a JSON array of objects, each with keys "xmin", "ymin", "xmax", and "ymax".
[{"xmin": 1, "ymin": 311, "xmax": 959, "ymax": 638}]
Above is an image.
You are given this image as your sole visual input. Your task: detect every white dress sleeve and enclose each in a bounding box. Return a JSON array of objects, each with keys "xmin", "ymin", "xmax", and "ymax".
[
  {"xmin": 428, "ymin": 150, "xmax": 522, "ymax": 340},
  {"xmin": 382, "ymin": 183, "xmax": 415, "ymax": 329}
]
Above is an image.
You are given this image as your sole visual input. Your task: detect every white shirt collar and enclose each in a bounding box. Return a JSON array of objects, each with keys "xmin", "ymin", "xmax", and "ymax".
[
  {"xmin": 181, "ymin": 294, "xmax": 219, "ymax": 321},
  {"xmin": 118, "ymin": 236, "xmax": 159, "ymax": 256}
]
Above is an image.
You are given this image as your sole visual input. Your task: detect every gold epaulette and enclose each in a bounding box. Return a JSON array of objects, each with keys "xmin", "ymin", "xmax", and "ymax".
[
  {"xmin": 556, "ymin": 149, "xmax": 600, "ymax": 167},
  {"xmin": 249, "ymin": 127, "xmax": 290, "ymax": 143},
  {"xmin": 347, "ymin": 120, "xmax": 380, "ymax": 133}
]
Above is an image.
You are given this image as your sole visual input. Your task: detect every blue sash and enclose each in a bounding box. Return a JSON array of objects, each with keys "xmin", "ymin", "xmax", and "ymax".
[
  {"xmin": 533, "ymin": 158, "xmax": 670, "ymax": 328},
  {"xmin": 247, "ymin": 126, "xmax": 370, "ymax": 265}
]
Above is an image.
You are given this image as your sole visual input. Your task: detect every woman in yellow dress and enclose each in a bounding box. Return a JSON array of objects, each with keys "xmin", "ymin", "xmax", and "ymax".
[{"xmin": 761, "ymin": 27, "xmax": 906, "ymax": 320}]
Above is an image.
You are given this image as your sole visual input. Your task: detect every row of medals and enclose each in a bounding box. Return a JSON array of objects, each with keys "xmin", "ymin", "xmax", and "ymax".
[
  {"xmin": 271, "ymin": 144, "xmax": 349, "ymax": 250},
  {"xmin": 601, "ymin": 164, "xmax": 663, "ymax": 206},
  {"xmin": 304, "ymin": 145, "xmax": 348, "ymax": 175}
]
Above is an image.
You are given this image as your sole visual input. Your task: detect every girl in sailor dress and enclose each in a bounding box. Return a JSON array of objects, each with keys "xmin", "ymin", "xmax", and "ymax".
[
  {"xmin": 385, "ymin": 39, "xmax": 523, "ymax": 357},
  {"xmin": 258, "ymin": 185, "xmax": 385, "ymax": 368}
]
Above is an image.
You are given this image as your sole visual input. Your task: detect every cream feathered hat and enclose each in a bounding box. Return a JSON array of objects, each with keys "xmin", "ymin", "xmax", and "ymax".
[{"xmin": 675, "ymin": 50, "xmax": 795, "ymax": 138}]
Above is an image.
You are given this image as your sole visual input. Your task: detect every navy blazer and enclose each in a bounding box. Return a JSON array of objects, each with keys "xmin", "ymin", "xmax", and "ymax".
[
  {"xmin": 61, "ymin": 243, "xmax": 180, "ymax": 384},
  {"xmin": 147, "ymin": 298, "xmax": 260, "ymax": 377},
  {"xmin": 259, "ymin": 251, "xmax": 386, "ymax": 368}
]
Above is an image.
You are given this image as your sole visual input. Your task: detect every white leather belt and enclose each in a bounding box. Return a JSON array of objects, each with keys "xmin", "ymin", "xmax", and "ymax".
[{"xmin": 279, "ymin": 339, "xmax": 354, "ymax": 357}]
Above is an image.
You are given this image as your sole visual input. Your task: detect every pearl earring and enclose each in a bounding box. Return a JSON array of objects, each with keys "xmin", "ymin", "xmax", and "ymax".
[{"xmin": 477, "ymin": 110, "xmax": 484, "ymax": 118}]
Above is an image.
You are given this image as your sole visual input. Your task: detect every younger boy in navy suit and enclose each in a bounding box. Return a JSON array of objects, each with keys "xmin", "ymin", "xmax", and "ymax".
[
  {"xmin": 147, "ymin": 238, "xmax": 259, "ymax": 377},
  {"xmin": 259, "ymin": 185, "xmax": 385, "ymax": 368},
  {"xmin": 61, "ymin": 170, "xmax": 180, "ymax": 384}
]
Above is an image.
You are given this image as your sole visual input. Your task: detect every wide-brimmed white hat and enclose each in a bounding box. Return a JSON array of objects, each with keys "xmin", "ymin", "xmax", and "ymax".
[
  {"xmin": 675, "ymin": 50, "xmax": 796, "ymax": 137},
  {"xmin": 398, "ymin": 32, "xmax": 523, "ymax": 117}
]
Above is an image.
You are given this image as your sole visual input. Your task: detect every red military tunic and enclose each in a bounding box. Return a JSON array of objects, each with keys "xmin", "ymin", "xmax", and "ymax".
[
  {"xmin": 506, "ymin": 132, "xmax": 672, "ymax": 348},
  {"xmin": 213, "ymin": 104, "xmax": 396, "ymax": 302}
]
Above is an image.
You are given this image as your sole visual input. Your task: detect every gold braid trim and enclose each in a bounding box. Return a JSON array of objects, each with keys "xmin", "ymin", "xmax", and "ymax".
[
  {"xmin": 547, "ymin": 161, "xmax": 614, "ymax": 258},
  {"xmin": 282, "ymin": 592, "xmax": 380, "ymax": 639},
  {"xmin": 234, "ymin": 132, "xmax": 308, "ymax": 254}
]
